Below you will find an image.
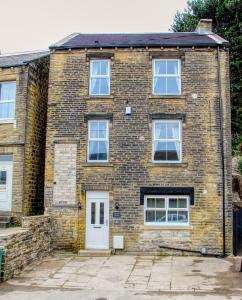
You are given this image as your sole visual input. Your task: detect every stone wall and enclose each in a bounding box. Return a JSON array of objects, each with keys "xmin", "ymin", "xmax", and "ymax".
[
  {"xmin": 0, "ymin": 215, "xmax": 52, "ymax": 281},
  {"xmin": 45, "ymin": 47, "xmax": 232, "ymax": 254},
  {"xmin": 23, "ymin": 57, "xmax": 49, "ymax": 215}
]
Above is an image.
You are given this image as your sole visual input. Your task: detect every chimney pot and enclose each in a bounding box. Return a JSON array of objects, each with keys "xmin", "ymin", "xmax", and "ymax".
[{"xmin": 195, "ymin": 19, "xmax": 213, "ymax": 34}]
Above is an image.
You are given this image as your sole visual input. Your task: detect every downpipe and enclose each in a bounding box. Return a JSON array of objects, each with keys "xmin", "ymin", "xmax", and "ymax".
[{"xmin": 217, "ymin": 46, "xmax": 226, "ymax": 258}]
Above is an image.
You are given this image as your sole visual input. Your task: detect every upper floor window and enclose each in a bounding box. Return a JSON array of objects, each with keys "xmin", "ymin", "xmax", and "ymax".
[
  {"xmin": 153, "ymin": 120, "xmax": 182, "ymax": 163},
  {"xmin": 89, "ymin": 60, "xmax": 110, "ymax": 96},
  {"xmin": 153, "ymin": 59, "xmax": 181, "ymax": 95},
  {"xmin": 88, "ymin": 120, "xmax": 109, "ymax": 162},
  {"xmin": 0, "ymin": 81, "xmax": 16, "ymax": 120}
]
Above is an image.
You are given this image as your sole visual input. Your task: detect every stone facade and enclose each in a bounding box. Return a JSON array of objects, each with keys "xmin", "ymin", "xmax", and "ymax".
[
  {"xmin": 0, "ymin": 215, "xmax": 52, "ymax": 281},
  {"xmin": 45, "ymin": 37, "xmax": 232, "ymax": 253},
  {"xmin": 0, "ymin": 54, "xmax": 49, "ymax": 218}
]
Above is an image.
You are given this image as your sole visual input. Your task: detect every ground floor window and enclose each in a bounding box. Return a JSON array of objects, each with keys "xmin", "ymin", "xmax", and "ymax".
[{"xmin": 144, "ymin": 195, "xmax": 189, "ymax": 225}]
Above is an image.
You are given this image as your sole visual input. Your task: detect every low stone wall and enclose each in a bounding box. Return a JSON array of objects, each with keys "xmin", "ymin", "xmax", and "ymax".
[{"xmin": 0, "ymin": 215, "xmax": 52, "ymax": 281}]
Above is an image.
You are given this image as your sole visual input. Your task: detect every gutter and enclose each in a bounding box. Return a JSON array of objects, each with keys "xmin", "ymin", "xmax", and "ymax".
[
  {"xmin": 217, "ymin": 46, "xmax": 226, "ymax": 257},
  {"xmin": 49, "ymin": 43, "xmax": 229, "ymax": 51}
]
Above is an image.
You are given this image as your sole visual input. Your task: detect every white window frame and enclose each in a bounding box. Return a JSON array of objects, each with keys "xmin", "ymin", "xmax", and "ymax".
[
  {"xmin": 87, "ymin": 120, "xmax": 109, "ymax": 162},
  {"xmin": 144, "ymin": 195, "xmax": 190, "ymax": 226},
  {"xmin": 152, "ymin": 59, "xmax": 181, "ymax": 95},
  {"xmin": 152, "ymin": 120, "xmax": 182, "ymax": 163},
  {"xmin": 89, "ymin": 60, "xmax": 111, "ymax": 96},
  {"xmin": 0, "ymin": 81, "xmax": 16, "ymax": 123}
]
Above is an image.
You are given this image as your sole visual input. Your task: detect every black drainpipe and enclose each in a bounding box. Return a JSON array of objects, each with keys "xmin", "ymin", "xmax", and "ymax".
[{"xmin": 217, "ymin": 46, "xmax": 226, "ymax": 257}]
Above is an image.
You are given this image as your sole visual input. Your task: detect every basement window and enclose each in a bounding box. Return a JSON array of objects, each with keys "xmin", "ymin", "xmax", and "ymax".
[
  {"xmin": 144, "ymin": 195, "xmax": 189, "ymax": 225},
  {"xmin": 89, "ymin": 60, "xmax": 110, "ymax": 96},
  {"xmin": 153, "ymin": 59, "xmax": 181, "ymax": 95},
  {"xmin": 0, "ymin": 81, "xmax": 16, "ymax": 122}
]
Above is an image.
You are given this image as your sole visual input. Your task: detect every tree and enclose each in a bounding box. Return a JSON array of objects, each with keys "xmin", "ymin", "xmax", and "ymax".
[{"xmin": 171, "ymin": 0, "xmax": 242, "ymax": 154}]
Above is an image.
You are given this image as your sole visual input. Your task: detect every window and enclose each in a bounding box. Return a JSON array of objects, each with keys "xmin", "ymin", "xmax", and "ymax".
[
  {"xmin": 153, "ymin": 120, "xmax": 182, "ymax": 163},
  {"xmin": 0, "ymin": 81, "xmax": 16, "ymax": 120},
  {"xmin": 144, "ymin": 195, "xmax": 189, "ymax": 225},
  {"xmin": 88, "ymin": 120, "xmax": 109, "ymax": 162},
  {"xmin": 89, "ymin": 60, "xmax": 110, "ymax": 95},
  {"xmin": 153, "ymin": 59, "xmax": 181, "ymax": 95}
]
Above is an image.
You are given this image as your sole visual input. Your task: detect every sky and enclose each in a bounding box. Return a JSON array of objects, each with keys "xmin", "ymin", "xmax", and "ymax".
[{"xmin": 0, "ymin": 0, "xmax": 187, "ymax": 54}]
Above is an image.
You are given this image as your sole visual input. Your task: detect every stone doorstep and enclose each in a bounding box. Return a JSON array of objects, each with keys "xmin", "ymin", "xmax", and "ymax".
[{"xmin": 78, "ymin": 249, "xmax": 112, "ymax": 257}]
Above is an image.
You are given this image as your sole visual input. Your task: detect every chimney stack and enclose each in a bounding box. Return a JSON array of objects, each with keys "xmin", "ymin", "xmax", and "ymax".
[{"xmin": 195, "ymin": 19, "xmax": 213, "ymax": 34}]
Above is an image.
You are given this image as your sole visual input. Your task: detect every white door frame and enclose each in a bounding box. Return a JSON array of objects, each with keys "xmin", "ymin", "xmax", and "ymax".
[
  {"xmin": 85, "ymin": 191, "xmax": 109, "ymax": 250},
  {"xmin": 0, "ymin": 156, "xmax": 13, "ymax": 211}
]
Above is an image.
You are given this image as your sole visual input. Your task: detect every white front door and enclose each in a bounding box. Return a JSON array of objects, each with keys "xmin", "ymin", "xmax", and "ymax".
[
  {"xmin": 86, "ymin": 191, "xmax": 109, "ymax": 250},
  {"xmin": 0, "ymin": 156, "xmax": 13, "ymax": 211}
]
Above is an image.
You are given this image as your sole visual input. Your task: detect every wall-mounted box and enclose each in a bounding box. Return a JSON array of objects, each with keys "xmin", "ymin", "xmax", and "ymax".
[{"xmin": 113, "ymin": 235, "xmax": 124, "ymax": 249}]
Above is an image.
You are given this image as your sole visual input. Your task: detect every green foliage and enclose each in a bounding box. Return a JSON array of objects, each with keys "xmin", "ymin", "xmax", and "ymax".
[
  {"xmin": 238, "ymin": 158, "xmax": 242, "ymax": 175},
  {"xmin": 232, "ymin": 135, "xmax": 242, "ymax": 156},
  {"xmin": 171, "ymin": 0, "xmax": 242, "ymax": 152}
]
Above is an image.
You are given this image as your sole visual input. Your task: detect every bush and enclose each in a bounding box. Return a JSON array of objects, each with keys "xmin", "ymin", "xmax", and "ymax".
[{"xmin": 232, "ymin": 135, "xmax": 242, "ymax": 156}]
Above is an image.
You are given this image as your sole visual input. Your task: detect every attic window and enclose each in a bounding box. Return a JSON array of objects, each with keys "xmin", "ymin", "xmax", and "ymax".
[{"xmin": 89, "ymin": 60, "xmax": 110, "ymax": 96}]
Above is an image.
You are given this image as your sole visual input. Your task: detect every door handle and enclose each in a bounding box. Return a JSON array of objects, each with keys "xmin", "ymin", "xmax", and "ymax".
[{"xmin": 94, "ymin": 226, "xmax": 101, "ymax": 228}]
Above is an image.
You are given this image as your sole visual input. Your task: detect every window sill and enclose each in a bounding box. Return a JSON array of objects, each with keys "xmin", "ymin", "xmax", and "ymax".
[
  {"xmin": 0, "ymin": 119, "xmax": 15, "ymax": 124},
  {"xmin": 143, "ymin": 225, "xmax": 193, "ymax": 230},
  {"xmin": 84, "ymin": 95, "xmax": 114, "ymax": 100},
  {"xmin": 81, "ymin": 162, "xmax": 114, "ymax": 167},
  {"xmin": 148, "ymin": 162, "xmax": 188, "ymax": 168},
  {"xmin": 149, "ymin": 95, "xmax": 186, "ymax": 100}
]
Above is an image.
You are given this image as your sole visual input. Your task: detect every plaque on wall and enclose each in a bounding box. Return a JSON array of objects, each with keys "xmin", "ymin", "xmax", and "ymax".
[{"xmin": 113, "ymin": 211, "xmax": 121, "ymax": 218}]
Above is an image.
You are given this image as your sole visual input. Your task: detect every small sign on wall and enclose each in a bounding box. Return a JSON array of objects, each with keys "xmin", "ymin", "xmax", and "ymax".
[
  {"xmin": 114, "ymin": 220, "xmax": 121, "ymax": 225},
  {"xmin": 113, "ymin": 211, "xmax": 121, "ymax": 218}
]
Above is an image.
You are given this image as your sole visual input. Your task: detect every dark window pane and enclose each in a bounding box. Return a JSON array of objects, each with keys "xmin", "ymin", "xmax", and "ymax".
[
  {"xmin": 156, "ymin": 211, "xmax": 166, "ymax": 222},
  {"xmin": 91, "ymin": 202, "xmax": 96, "ymax": 224},
  {"xmin": 147, "ymin": 198, "xmax": 155, "ymax": 208},
  {"xmin": 0, "ymin": 171, "xmax": 6, "ymax": 185},
  {"xmin": 168, "ymin": 211, "xmax": 178, "ymax": 222},
  {"xmin": 169, "ymin": 198, "xmax": 177, "ymax": 208},
  {"xmin": 167, "ymin": 142, "xmax": 180, "ymax": 161},
  {"xmin": 178, "ymin": 211, "xmax": 188, "ymax": 223},
  {"xmin": 98, "ymin": 141, "xmax": 107, "ymax": 160},
  {"xmin": 178, "ymin": 198, "xmax": 187, "ymax": 208},
  {"xmin": 154, "ymin": 142, "xmax": 166, "ymax": 161},
  {"xmin": 89, "ymin": 141, "xmax": 98, "ymax": 160},
  {"xmin": 100, "ymin": 202, "xmax": 104, "ymax": 224},
  {"xmin": 156, "ymin": 198, "xmax": 165, "ymax": 208},
  {"xmin": 146, "ymin": 210, "xmax": 155, "ymax": 222}
]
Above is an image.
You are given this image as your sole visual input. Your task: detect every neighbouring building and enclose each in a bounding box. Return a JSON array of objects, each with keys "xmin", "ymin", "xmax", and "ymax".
[
  {"xmin": 45, "ymin": 19, "xmax": 232, "ymax": 255},
  {"xmin": 0, "ymin": 51, "xmax": 49, "ymax": 223}
]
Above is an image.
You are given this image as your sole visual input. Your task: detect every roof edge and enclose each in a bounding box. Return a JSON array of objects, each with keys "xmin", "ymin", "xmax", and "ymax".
[{"xmin": 50, "ymin": 33, "xmax": 80, "ymax": 48}]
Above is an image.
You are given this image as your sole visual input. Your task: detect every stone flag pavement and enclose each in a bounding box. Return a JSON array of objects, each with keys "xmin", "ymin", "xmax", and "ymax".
[{"xmin": 0, "ymin": 252, "xmax": 242, "ymax": 300}]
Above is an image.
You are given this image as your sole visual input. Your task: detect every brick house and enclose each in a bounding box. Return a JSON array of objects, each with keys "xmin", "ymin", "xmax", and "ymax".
[
  {"xmin": 45, "ymin": 19, "xmax": 232, "ymax": 255},
  {"xmin": 0, "ymin": 51, "xmax": 49, "ymax": 223}
]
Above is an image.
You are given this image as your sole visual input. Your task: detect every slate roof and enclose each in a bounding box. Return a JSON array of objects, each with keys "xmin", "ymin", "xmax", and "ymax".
[
  {"xmin": 50, "ymin": 32, "xmax": 229, "ymax": 50},
  {"xmin": 0, "ymin": 51, "xmax": 49, "ymax": 68}
]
